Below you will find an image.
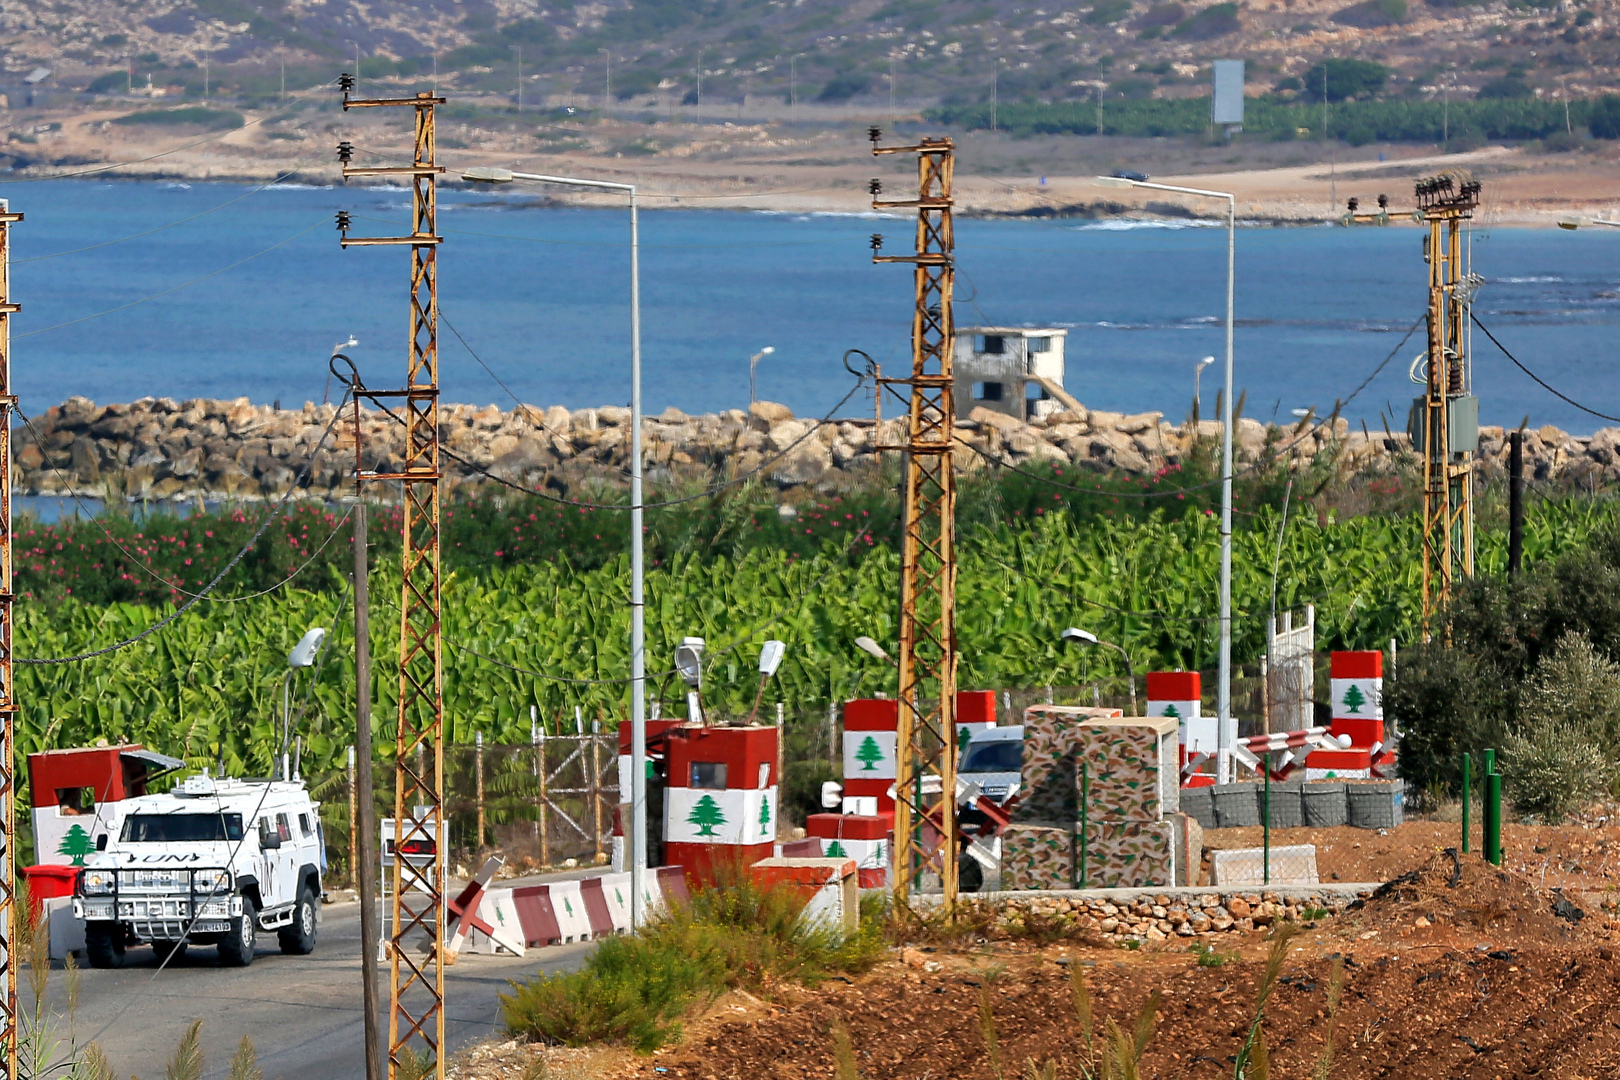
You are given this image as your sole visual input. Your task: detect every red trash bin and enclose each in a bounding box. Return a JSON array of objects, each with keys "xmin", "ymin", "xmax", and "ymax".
[{"xmin": 21, "ymin": 864, "xmax": 80, "ymax": 923}]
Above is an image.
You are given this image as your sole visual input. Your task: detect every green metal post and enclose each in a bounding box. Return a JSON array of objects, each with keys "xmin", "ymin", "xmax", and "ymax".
[
  {"xmin": 1461, "ymin": 752, "xmax": 1470, "ymax": 855},
  {"xmin": 1263, "ymin": 762, "xmax": 1271, "ymax": 885},
  {"xmin": 1079, "ymin": 761, "xmax": 1089, "ymax": 889},
  {"xmin": 1483, "ymin": 746, "xmax": 1502, "ymax": 868}
]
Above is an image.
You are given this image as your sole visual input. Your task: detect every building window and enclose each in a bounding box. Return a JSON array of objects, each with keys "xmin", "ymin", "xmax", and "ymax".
[
  {"xmin": 1026, "ymin": 382, "xmax": 1050, "ymax": 400},
  {"xmin": 977, "ymin": 335, "xmax": 1005, "ymax": 355},
  {"xmin": 690, "ymin": 762, "xmax": 727, "ymax": 789},
  {"xmin": 1028, "ymin": 336, "xmax": 1051, "ymax": 353},
  {"xmin": 972, "ymin": 382, "xmax": 1004, "ymax": 402},
  {"xmin": 56, "ymin": 787, "xmax": 94, "ymax": 815}
]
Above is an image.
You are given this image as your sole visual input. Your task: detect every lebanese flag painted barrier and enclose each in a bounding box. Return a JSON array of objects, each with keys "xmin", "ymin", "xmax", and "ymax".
[{"xmin": 466, "ymin": 865, "xmax": 693, "ymax": 954}]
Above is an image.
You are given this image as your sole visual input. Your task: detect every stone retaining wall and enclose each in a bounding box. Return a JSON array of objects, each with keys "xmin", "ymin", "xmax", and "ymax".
[
  {"xmin": 13, "ymin": 393, "xmax": 1614, "ymax": 501},
  {"xmin": 963, "ymin": 884, "xmax": 1379, "ymax": 943}
]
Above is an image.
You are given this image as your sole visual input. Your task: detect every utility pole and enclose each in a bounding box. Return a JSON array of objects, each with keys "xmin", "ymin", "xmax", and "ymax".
[
  {"xmin": 991, "ymin": 60, "xmax": 998, "ymax": 132},
  {"xmin": 517, "ymin": 45, "xmax": 522, "ymax": 112},
  {"xmin": 0, "ymin": 198, "xmax": 23, "ymax": 1080},
  {"xmin": 353, "ymin": 501, "xmax": 382, "ymax": 1080},
  {"xmin": 280, "ymin": 59, "xmax": 285, "ymax": 101},
  {"xmin": 869, "ymin": 128, "xmax": 959, "ymax": 913},
  {"xmin": 1414, "ymin": 173, "xmax": 1482, "ymax": 635},
  {"xmin": 336, "ymin": 78, "xmax": 448, "ymax": 1080},
  {"xmin": 602, "ymin": 49, "xmax": 612, "ymax": 110},
  {"xmin": 1508, "ymin": 427, "xmax": 1524, "ymax": 577},
  {"xmin": 1096, "ymin": 62, "xmax": 1103, "ymax": 135}
]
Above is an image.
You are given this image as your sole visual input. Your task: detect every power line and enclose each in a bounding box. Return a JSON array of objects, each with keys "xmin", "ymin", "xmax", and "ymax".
[
  {"xmin": 17, "ymin": 392, "xmax": 351, "ymax": 664},
  {"xmin": 366, "ymin": 355, "xmax": 868, "ymax": 510},
  {"xmin": 963, "ymin": 315, "xmax": 1423, "ymax": 499},
  {"xmin": 1472, "ymin": 312, "xmax": 1620, "ymax": 425},
  {"xmin": 16, "ymin": 218, "xmax": 326, "ymax": 339}
]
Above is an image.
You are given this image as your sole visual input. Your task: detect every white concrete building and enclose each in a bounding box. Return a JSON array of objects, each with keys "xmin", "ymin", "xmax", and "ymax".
[{"xmin": 954, "ymin": 326, "xmax": 1073, "ymax": 422}]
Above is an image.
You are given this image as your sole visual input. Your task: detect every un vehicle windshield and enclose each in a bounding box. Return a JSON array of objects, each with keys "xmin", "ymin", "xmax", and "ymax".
[
  {"xmin": 121, "ymin": 813, "xmax": 245, "ymax": 843},
  {"xmin": 962, "ymin": 741, "xmax": 1021, "ymax": 773}
]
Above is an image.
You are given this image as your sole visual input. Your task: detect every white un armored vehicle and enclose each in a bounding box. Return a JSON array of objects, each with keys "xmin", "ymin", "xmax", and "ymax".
[{"xmin": 72, "ymin": 772, "xmax": 324, "ymax": 967}]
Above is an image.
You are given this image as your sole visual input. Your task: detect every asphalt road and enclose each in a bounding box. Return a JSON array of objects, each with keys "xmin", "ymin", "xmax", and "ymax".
[{"xmin": 45, "ymin": 900, "xmax": 592, "ymax": 1080}]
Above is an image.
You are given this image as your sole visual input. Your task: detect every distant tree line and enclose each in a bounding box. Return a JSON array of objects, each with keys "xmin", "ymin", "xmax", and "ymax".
[{"xmin": 929, "ymin": 94, "xmax": 1620, "ymax": 145}]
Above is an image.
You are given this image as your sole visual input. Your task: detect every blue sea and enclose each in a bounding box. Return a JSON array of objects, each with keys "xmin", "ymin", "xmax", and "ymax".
[{"xmin": 3, "ymin": 177, "xmax": 1618, "ymax": 435}]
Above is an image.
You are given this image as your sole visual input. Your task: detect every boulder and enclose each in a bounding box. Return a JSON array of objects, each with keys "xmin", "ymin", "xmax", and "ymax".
[
  {"xmin": 749, "ymin": 400, "xmax": 794, "ymax": 425},
  {"xmin": 970, "ymin": 406, "xmax": 1025, "ymax": 434}
]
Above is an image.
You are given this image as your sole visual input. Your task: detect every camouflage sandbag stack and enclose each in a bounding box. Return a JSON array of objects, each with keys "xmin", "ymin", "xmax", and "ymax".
[
  {"xmin": 1077, "ymin": 821, "xmax": 1177, "ymax": 889},
  {"xmin": 1003, "ymin": 708, "xmax": 1183, "ymax": 891},
  {"xmin": 1013, "ymin": 705, "xmax": 1125, "ymax": 826},
  {"xmin": 1000, "ymin": 824, "xmax": 1076, "ymax": 890}
]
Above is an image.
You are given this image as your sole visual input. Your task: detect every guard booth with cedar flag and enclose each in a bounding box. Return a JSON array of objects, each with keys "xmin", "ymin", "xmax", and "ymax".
[
  {"xmin": 28, "ymin": 745, "xmax": 186, "ymax": 867},
  {"xmin": 662, "ymin": 724, "xmax": 779, "ymax": 887},
  {"xmin": 1146, "ymin": 671, "xmax": 1214, "ymax": 788}
]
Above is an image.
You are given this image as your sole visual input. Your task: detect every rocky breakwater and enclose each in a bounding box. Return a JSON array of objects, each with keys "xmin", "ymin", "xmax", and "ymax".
[{"xmin": 13, "ymin": 394, "xmax": 1616, "ymax": 500}]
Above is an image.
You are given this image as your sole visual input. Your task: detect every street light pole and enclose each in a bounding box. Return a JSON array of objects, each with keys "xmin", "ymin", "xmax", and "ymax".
[
  {"xmin": 1094, "ymin": 176, "xmax": 1235, "ymax": 779},
  {"xmin": 461, "ymin": 166, "xmax": 647, "ymax": 924},
  {"xmin": 1194, "ymin": 355, "xmax": 1213, "ymax": 421},
  {"xmin": 748, "ymin": 346, "xmax": 775, "ymax": 403}
]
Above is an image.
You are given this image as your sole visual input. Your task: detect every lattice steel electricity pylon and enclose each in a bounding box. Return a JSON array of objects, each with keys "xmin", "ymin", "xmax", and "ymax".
[
  {"xmin": 869, "ymin": 129, "xmax": 959, "ymax": 912},
  {"xmin": 335, "ymin": 79, "xmax": 448, "ymax": 1080},
  {"xmin": 0, "ymin": 199, "xmax": 21, "ymax": 1080},
  {"xmin": 1414, "ymin": 174, "xmax": 1482, "ymax": 636}
]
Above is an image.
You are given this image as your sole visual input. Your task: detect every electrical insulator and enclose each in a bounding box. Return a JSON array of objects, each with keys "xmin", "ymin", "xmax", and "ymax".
[
  {"xmin": 869, "ymin": 233, "xmax": 883, "ymax": 251},
  {"xmin": 337, "ymin": 141, "xmax": 354, "ymax": 164},
  {"xmin": 868, "ymin": 178, "xmax": 882, "ymax": 196},
  {"xmin": 338, "ymin": 72, "xmax": 355, "ymax": 93},
  {"xmin": 868, "ymin": 126, "xmax": 882, "ymax": 143},
  {"xmin": 1347, "ymin": 197, "xmax": 1359, "ymax": 213},
  {"xmin": 335, "ymin": 211, "xmax": 352, "ymax": 232}
]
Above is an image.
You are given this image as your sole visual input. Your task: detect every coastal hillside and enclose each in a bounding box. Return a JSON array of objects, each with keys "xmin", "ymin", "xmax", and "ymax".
[{"xmin": 0, "ymin": 0, "xmax": 1613, "ymax": 112}]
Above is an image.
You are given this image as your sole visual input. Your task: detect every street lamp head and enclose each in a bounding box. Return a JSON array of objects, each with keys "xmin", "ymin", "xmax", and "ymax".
[
  {"xmin": 462, "ymin": 166, "xmax": 515, "ymax": 184},
  {"xmin": 854, "ymin": 635, "xmax": 891, "ymax": 662},
  {"xmin": 758, "ymin": 639, "xmax": 786, "ymax": 678},
  {"xmin": 1290, "ymin": 407, "xmax": 1312, "ymax": 419},
  {"xmin": 674, "ymin": 637, "xmax": 706, "ymax": 688},
  {"xmin": 761, "ymin": 346, "xmax": 775, "ymax": 356},
  {"xmin": 288, "ymin": 627, "xmax": 327, "ymax": 669},
  {"xmin": 1196, "ymin": 356, "xmax": 1214, "ymax": 372},
  {"xmin": 1060, "ymin": 627, "xmax": 1099, "ymax": 646},
  {"xmin": 331, "ymin": 336, "xmax": 358, "ymax": 358}
]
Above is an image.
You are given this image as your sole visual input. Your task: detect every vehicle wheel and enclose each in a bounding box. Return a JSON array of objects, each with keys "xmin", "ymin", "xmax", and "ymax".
[
  {"xmin": 86, "ymin": 923, "xmax": 124, "ymax": 969},
  {"xmin": 156, "ymin": 940, "xmax": 187, "ymax": 966},
  {"xmin": 279, "ymin": 888, "xmax": 317, "ymax": 955},
  {"xmin": 218, "ymin": 898, "xmax": 257, "ymax": 967},
  {"xmin": 959, "ymin": 852, "xmax": 985, "ymax": 894}
]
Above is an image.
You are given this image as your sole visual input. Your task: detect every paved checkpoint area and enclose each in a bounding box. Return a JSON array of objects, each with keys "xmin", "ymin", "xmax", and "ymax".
[{"xmin": 49, "ymin": 870, "xmax": 609, "ymax": 1080}]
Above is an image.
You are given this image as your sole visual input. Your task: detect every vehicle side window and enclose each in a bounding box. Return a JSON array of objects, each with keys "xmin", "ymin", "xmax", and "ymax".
[
  {"xmin": 276, "ymin": 813, "xmax": 292, "ymax": 842},
  {"xmin": 298, "ymin": 813, "xmax": 313, "ymax": 838},
  {"xmin": 257, "ymin": 818, "xmax": 274, "ymax": 847}
]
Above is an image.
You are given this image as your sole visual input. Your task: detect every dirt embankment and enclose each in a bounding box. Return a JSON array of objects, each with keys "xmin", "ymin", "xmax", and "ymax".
[{"xmin": 455, "ymin": 835, "xmax": 1620, "ymax": 1080}]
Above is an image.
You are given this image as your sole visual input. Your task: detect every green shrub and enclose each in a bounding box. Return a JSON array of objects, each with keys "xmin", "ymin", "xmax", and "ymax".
[
  {"xmin": 1302, "ymin": 58, "xmax": 1391, "ymax": 101},
  {"xmin": 1590, "ymin": 94, "xmax": 1620, "ymax": 138},
  {"xmin": 500, "ymin": 876, "xmax": 884, "ymax": 1052},
  {"xmin": 1504, "ymin": 720, "xmax": 1606, "ymax": 822},
  {"xmin": 1172, "ymin": 2, "xmax": 1240, "ymax": 38}
]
